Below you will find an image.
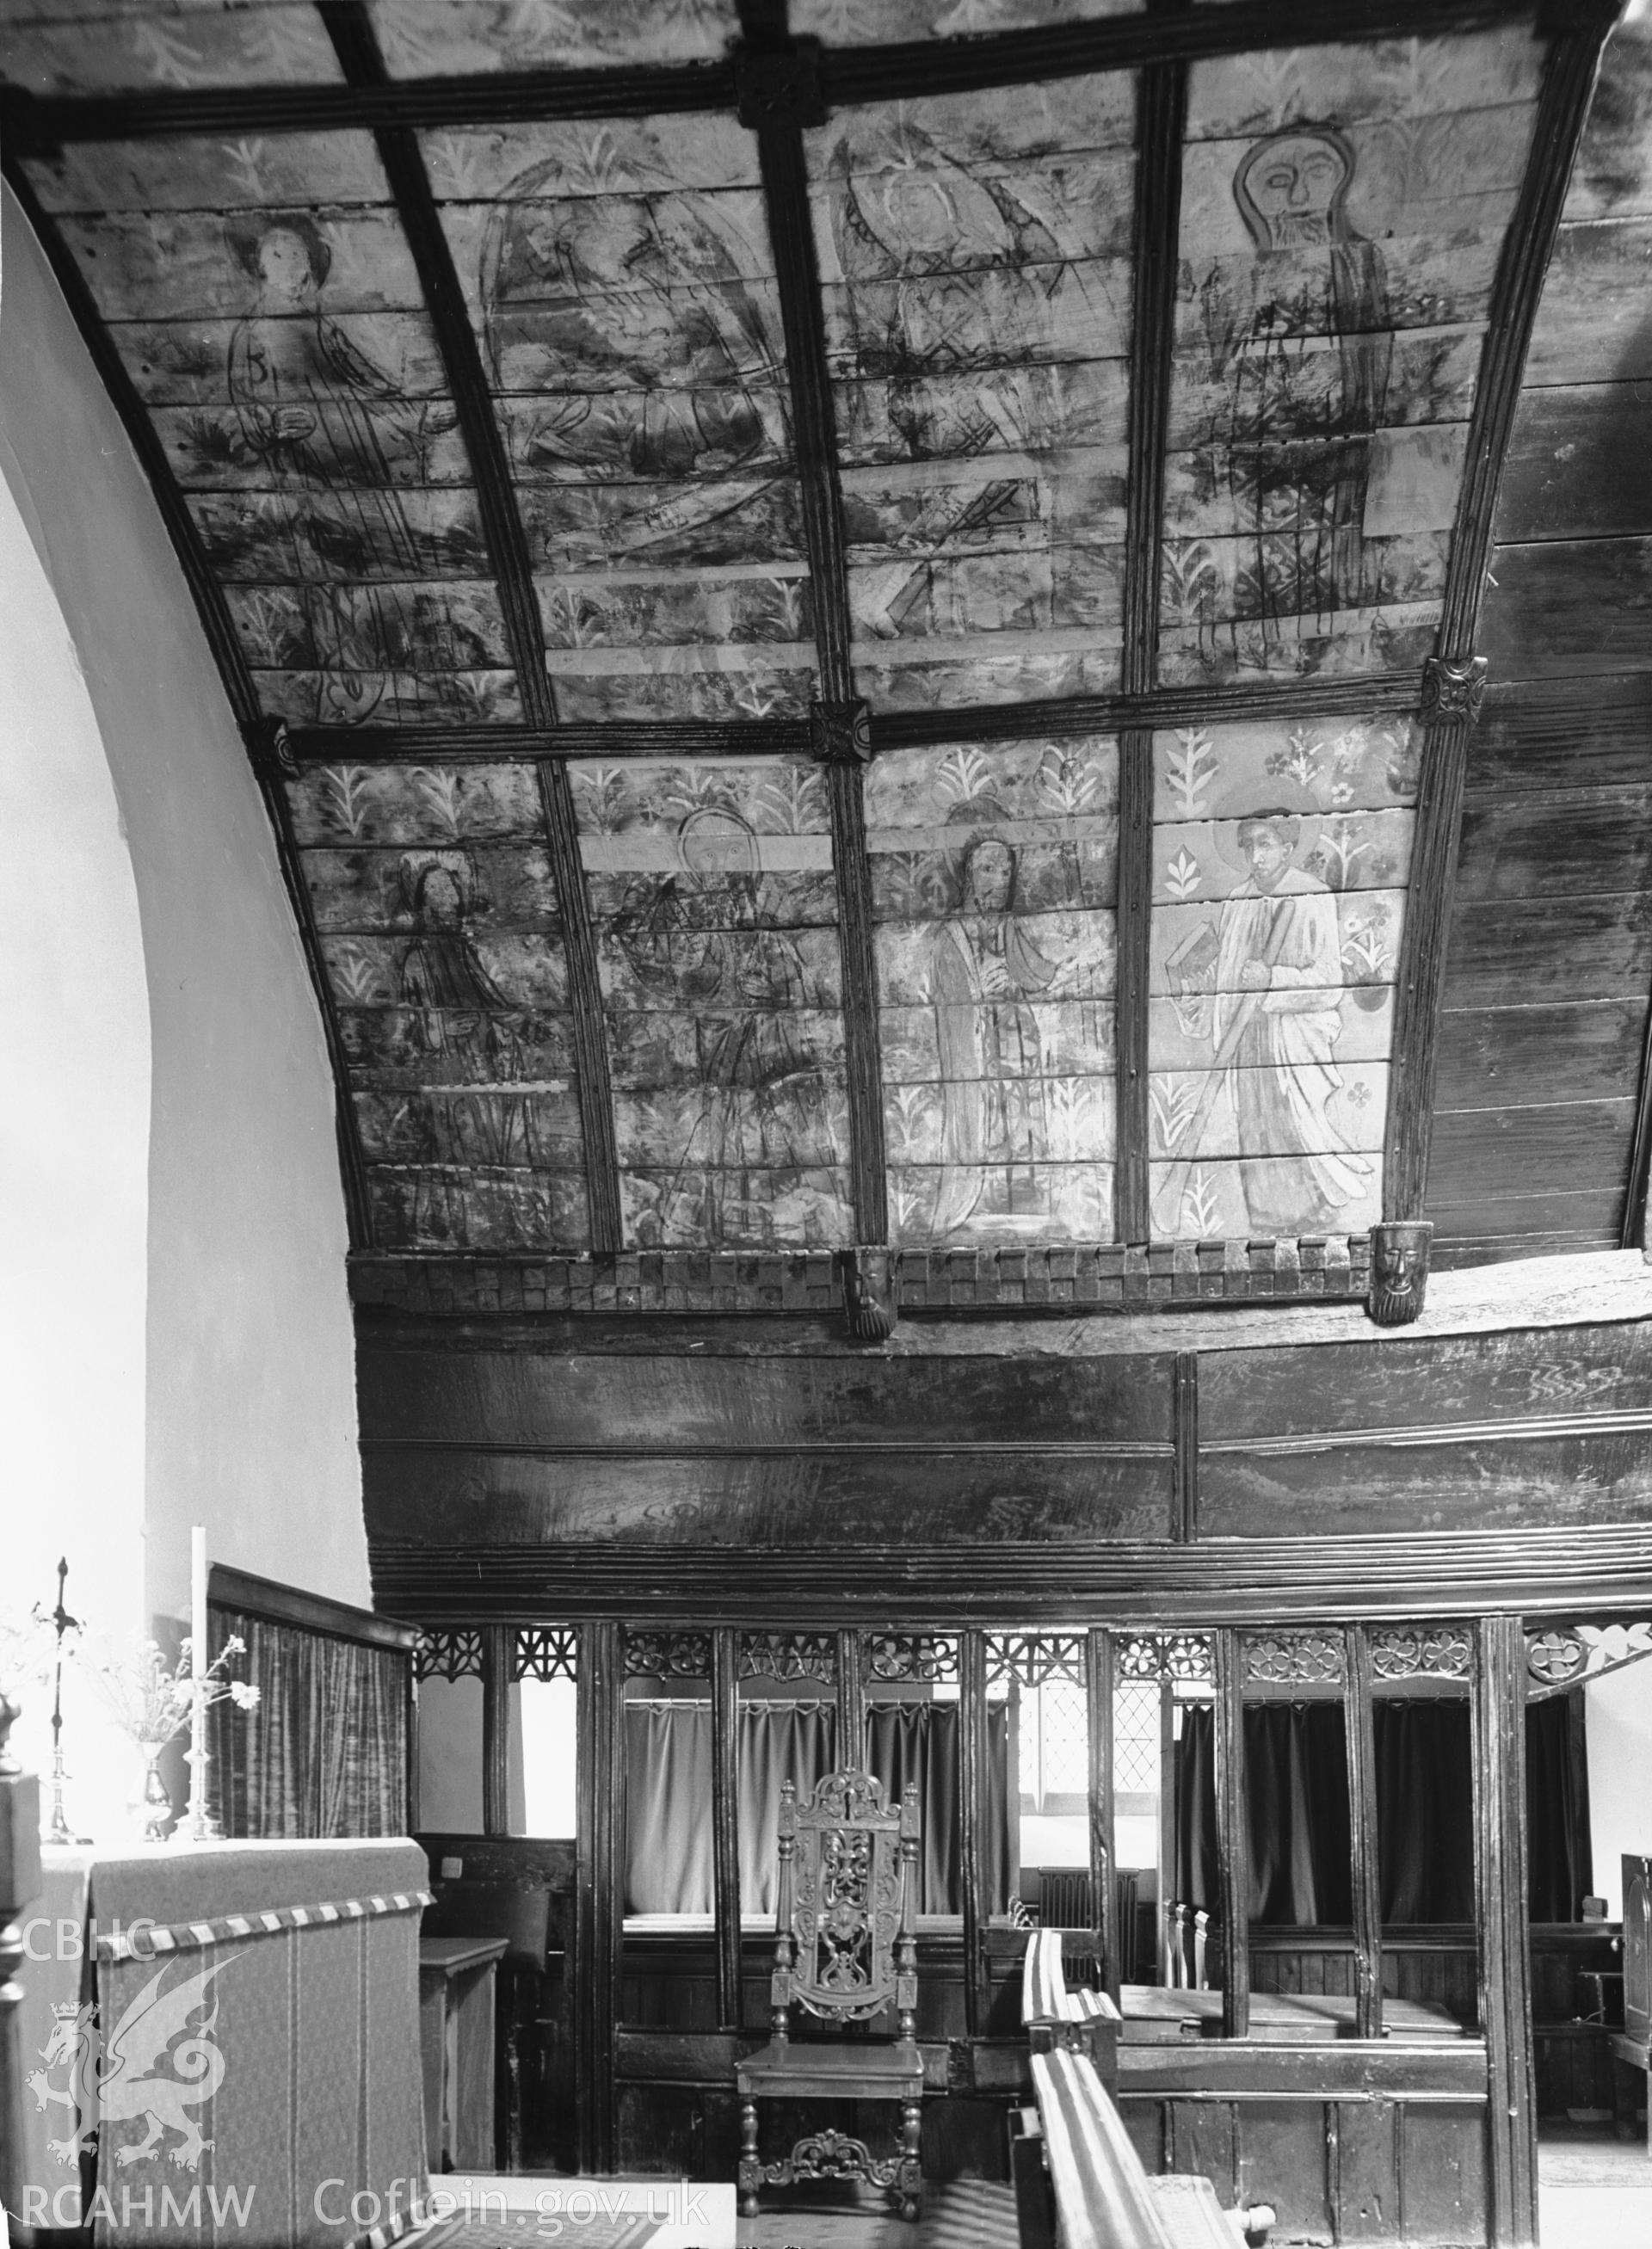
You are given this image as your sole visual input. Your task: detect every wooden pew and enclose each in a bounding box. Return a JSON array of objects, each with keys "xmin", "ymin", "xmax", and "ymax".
[
  {"xmin": 1018, "ymin": 2047, "xmax": 1276, "ymax": 2249},
  {"xmin": 1021, "ymin": 1926, "xmax": 1121, "ymax": 2090}
]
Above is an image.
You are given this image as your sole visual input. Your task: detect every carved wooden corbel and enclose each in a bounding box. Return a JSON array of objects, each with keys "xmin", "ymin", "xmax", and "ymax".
[
  {"xmin": 1420, "ymin": 655, "xmax": 1489, "ymax": 724},
  {"xmin": 1367, "ymin": 1220, "xmax": 1433, "ymax": 1327},
  {"xmin": 838, "ymin": 1248, "xmax": 900, "ymax": 1342},
  {"xmin": 809, "ymin": 698, "xmax": 873, "ymax": 767}
]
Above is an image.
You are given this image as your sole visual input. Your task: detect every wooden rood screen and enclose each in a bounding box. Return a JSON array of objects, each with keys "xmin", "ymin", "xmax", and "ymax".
[{"xmin": 416, "ymin": 1610, "xmax": 1609, "ymax": 2246}]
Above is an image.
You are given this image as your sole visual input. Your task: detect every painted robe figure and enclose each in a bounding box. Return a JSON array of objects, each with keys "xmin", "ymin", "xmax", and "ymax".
[
  {"xmin": 929, "ymin": 835, "xmax": 1062, "ymax": 1238},
  {"xmin": 1210, "ymin": 812, "xmax": 1370, "ymax": 1233},
  {"xmin": 1216, "ymin": 127, "xmax": 1394, "ymax": 619},
  {"xmin": 611, "ymin": 808, "xmax": 837, "ymax": 1246}
]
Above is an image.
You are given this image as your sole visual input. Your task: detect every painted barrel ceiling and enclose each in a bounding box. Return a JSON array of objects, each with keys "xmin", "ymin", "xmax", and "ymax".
[{"xmin": 4, "ymin": 1, "xmax": 1649, "ymax": 1278}]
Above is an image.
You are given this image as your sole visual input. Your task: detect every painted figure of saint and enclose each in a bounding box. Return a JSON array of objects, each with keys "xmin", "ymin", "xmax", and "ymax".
[
  {"xmin": 1216, "ymin": 126, "xmax": 1395, "ymax": 619},
  {"xmin": 1203, "ymin": 810, "xmax": 1370, "ymax": 1233},
  {"xmin": 610, "ymin": 808, "xmax": 837, "ymax": 1244},
  {"xmin": 928, "ymin": 834, "xmax": 1064, "ymax": 1239},
  {"xmin": 398, "ymin": 855, "xmax": 527, "ymax": 1170}
]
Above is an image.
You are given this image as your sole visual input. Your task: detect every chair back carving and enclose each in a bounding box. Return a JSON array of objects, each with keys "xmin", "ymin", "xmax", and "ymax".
[{"xmin": 771, "ymin": 1769, "xmax": 920, "ymax": 2041}]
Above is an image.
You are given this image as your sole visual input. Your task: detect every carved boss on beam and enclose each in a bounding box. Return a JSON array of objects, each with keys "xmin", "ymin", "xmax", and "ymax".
[{"xmin": 1368, "ymin": 1220, "xmax": 1432, "ymax": 1327}]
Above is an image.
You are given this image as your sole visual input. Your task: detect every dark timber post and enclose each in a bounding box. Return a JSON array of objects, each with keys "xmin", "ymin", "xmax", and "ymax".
[
  {"xmin": 711, "ymin": 1628, "xmax": 743, "ymax": 2030},
  {"xmin": 404, "ymin": 1659, "xmax": 421, "ymax": 1836},
  {"xmin": 836, "ymin": 1629, "xmax": 866, "ymax": 1766},
  {"xmin": 1088, "ymin": 1629, "xmax": 1119, "ymax": 2002},
  {"xmin": 1115, "ymin": 33, "xmax": 1189, "ymax": 1242},
  {"xmin": 1343, "ymin": 1625, "xmax": 1384, "ymax": 2041},
  {"xmin": 1158, "ymin": 1680, "xmax": 1178, "ymax": 1985},
  {"xmin": 576, "ymin": 1621, "xmax": 624, "ymax": 2175},
  {"xmin": 1214, "ymin": 1629, "xmax": 1248, "ymax": 2038},
  {"xmin": 959, "ymin": 1630, "xmax": 989, "ymax": 2037},
  {"xmin": 482, "ymin": 1623, "xmax": 512, "ymax": 1835},
  {"xmin": 1474, "ymin": 1614, "xmax": 1538, "ymax": 2249}
]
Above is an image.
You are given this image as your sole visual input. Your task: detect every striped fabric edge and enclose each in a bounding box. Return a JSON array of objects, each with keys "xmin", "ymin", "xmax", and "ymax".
[
  {"xmin": 349, "ymin": 2195, "xmax": 430, "ymax": 2249},
  {"xmin": 96, "ymin": 1889, "xmax": 435, "ymax": 1961}
]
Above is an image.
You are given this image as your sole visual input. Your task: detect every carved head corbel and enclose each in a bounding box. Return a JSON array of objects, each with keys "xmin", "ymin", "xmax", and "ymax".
[
  {"xmin": 838, "ymin": 1248, "xmax": 900, "ymax": 1342},
  {"xmin": 1367, "ymin": 1220, "xmax": 1433, "ymax": 1327}
]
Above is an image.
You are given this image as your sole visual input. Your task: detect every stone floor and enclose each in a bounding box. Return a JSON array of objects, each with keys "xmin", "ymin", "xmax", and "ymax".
[{"xmin": 1537, "ymin": 2124, "xmax": 1652, "ymax": 2249}]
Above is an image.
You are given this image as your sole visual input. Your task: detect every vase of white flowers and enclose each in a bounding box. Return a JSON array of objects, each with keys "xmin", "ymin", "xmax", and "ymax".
[{"xmin": 80, "ymin": 1634, "xmax": 260, "ymax": 1841}]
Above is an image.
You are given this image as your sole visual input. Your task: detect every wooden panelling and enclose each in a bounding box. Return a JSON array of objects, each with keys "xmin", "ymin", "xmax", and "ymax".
[
  {"xmin": 1495, "ymin": 381, "xmax": 1652, "ymax": 542},
  {"xmin": 361, "ymin": 1445, "xmax": 1173, "ymax": 1547},
  {"xmin": 1522, "ymin": 217, "xmax": 1652, "ymax": 388},
  {"xmin": 1425, "ymin": 1100, "xmax": 1636, "ymax": 1205},
  {"xmin": 1454, "ymin": 789, "xmax": 1652, "ymax": 903},
  {"xmin": 1399, "ymin": 2104, "xmax": 1489, "ymax": 2246},
  {"xmin": 1478, "ymin": 536, "xmax": 1652, "ymax": 681},
  {"xmin": 1199, "ymin": 1318, "xmax": 1652, "ymax": 1439},
  {"xmin": 1427, "ymin": 1199, "xmax": 1625, "ymax": 1260},
  {"xmin": 1442, "ymin": 891, "xmax": 1652, "ymax": 1008},
  {"xmin": 1468, "ymin": 675, "xmax": 1652, "ymax": 795},
  {"xmin": 358, "ymin": 1346, "xmax": 1175, "ymax": 1449},
  {"xmin": 1199, "ymin": 1433, "xmax": 1652, "ymax": 1539},
  {"xmin": 1433, "ymin": 1001, "xmax": 1647, "ymax": 1113}
]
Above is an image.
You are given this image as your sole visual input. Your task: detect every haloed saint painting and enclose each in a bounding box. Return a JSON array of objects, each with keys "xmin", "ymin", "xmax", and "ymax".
[{"xmin": 1149, "ymin": 717, "xmax": 1419, "ymax": 1242}]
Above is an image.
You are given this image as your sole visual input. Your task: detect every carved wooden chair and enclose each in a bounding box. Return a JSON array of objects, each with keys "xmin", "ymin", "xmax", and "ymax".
[{"xmin": 737, "ymin": 1769, "xmax": 923, "ymax": 2221}]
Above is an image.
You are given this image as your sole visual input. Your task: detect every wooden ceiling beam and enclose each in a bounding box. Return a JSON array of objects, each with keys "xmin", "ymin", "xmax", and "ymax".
[
  {"xmin": 366, "ymin": 1523, "xmax": 1652, "ymax": 1627},
  {"xmin": 1116, "ymin": 32, "xmax": 1189, "ymax": 1242},
  {"xmin": 319, "ymin": 3, "xmax": 625, "ymax": 1256},
  {"xmin": 738, "ymin": 3, "xmax": 887, "ymax": 1246},
  {"xmin": 1381, "ymin": 13, "xmax": 1618, "ymax": 1247},
  {"xmin": 269, "ymin": 674, "xmax": 1426, "ymax": 769},
  {"xmin": 0, "ymin": 152, "xmax": 376, "ymax": 1252},
  {"xmin": 3, "ymin": 0, "xmax": 1544, "ymax": 149}
]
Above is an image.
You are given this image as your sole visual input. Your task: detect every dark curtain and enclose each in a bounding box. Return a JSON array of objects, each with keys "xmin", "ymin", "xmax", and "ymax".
[
  {"xmin": 1375, "ymin": 1701, "xmax": 1475, "ymax": 1923},
  {"xmin": 1173, "ymin": 1696, "xmax": 1587, "ymax": 1927},
  {"xmin": 1526, "ymin": 1692, "xmax": 1593, "ymax": 1922},
  {"xmin": 623, "ymin": 1699, "xmax": 1011, "ymax": 1917},
  {"xmin": 208, "ymin": 1608, "xmax": 408, "ymax": 1838}
]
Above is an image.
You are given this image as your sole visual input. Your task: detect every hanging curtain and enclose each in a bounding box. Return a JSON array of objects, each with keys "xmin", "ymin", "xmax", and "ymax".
[
  {"xmin": 866, "ymin": 1702, "xmax": 1014, "ymax": 1916},
  {"xmin": 208, "ymin": 1608, "xmax": 408, "ymax": 1838},
  {"xmin": 1173, "ymin": 1704, "xmax": 1349, "ymax": 1925},
  {"xmin": 1172, "ymin": 1695, "xmax": 1586, "ymax": 1928},
  {"xmin": 1526, "ymin": 1691, "xmax": 1593, "ymax": 1922},
  {"xmin": 1374, "ymin": 1700, "xmax": 1475, "ymax": 1923},
  {"xmin": 622, "ymin": 1699, "xmax": 1011, "ymax": 1917}
]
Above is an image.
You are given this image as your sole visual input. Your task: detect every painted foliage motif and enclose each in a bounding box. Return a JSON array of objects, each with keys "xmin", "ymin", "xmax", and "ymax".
[
  {"xmin": 869, "ymin": 739, "xmax": 1119, "ymax": 1244},
  {"xmin": 428, "ymin": 118, "xmax": 815, "ymax": 722},
  {"xmin": 807, "ymin": 78, "xmax": 1136, "ymax": 712},
  {"xmin": 1164, "ymin": 35, "xmax": 1542, "ymax": 681},
  {"xmin": 572, "ymin": 760, "xmax": 853, "ymax": 1249},
  {"xmin": 1148, "ymin": 716, "xmax": 1419, "ymax": 1239},
  {"xmin": 286, "ymin": 761, "xmax": 587, "ymax": 1251}
]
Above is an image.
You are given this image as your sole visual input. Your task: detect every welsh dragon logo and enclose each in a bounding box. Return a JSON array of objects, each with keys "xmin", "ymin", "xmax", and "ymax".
[{"xmin": 28, "ymin": 1956, "xmax": 235, "ymax": 2172}]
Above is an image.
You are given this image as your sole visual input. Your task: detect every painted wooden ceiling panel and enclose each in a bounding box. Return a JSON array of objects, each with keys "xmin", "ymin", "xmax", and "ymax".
[
  {"xmin": 22, "ymin": 126, "xmax": 511, "ymax": 727},
  {"xmin": 1162, "ymin": 34, "xmax": 1542, "ymax": 688},
  {"xmin": 1147, "ymin": 713, "xmax": 1420, "ymax": 1243},
  {"xmin": 287, "ymin": 759, "xmax": 587, "ymax": 1254},
  {"xmin": 427, "ymin": 118, "xmax": 814, "ymax": 724},
  {"xmin": 792, "ymin": 0, "xmax": 1143, "ymax": 34},
  {"xmin": 570, "ymin": 758, "xmax": 853, "ymax": 1250},
  {"xmin": 368, "ymin": 0, "xmax": 742, "ymax": 75},
  {"xmin": 0, "ymin": 2, "xmax": 342, "ymax": 95},
  {"xmin": 810, "ymin": 77, "xmax": 1136, "ymax": 715},
  {"xmin": 866, "ymin": 736, "xmax": 1119, "ymax": 1247}
]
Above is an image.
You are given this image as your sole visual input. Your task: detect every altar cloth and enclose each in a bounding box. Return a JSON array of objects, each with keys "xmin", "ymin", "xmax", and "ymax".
[{"xmin": 18, "ymin": 1839, "xmax": 431, "ymax": 2249}]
